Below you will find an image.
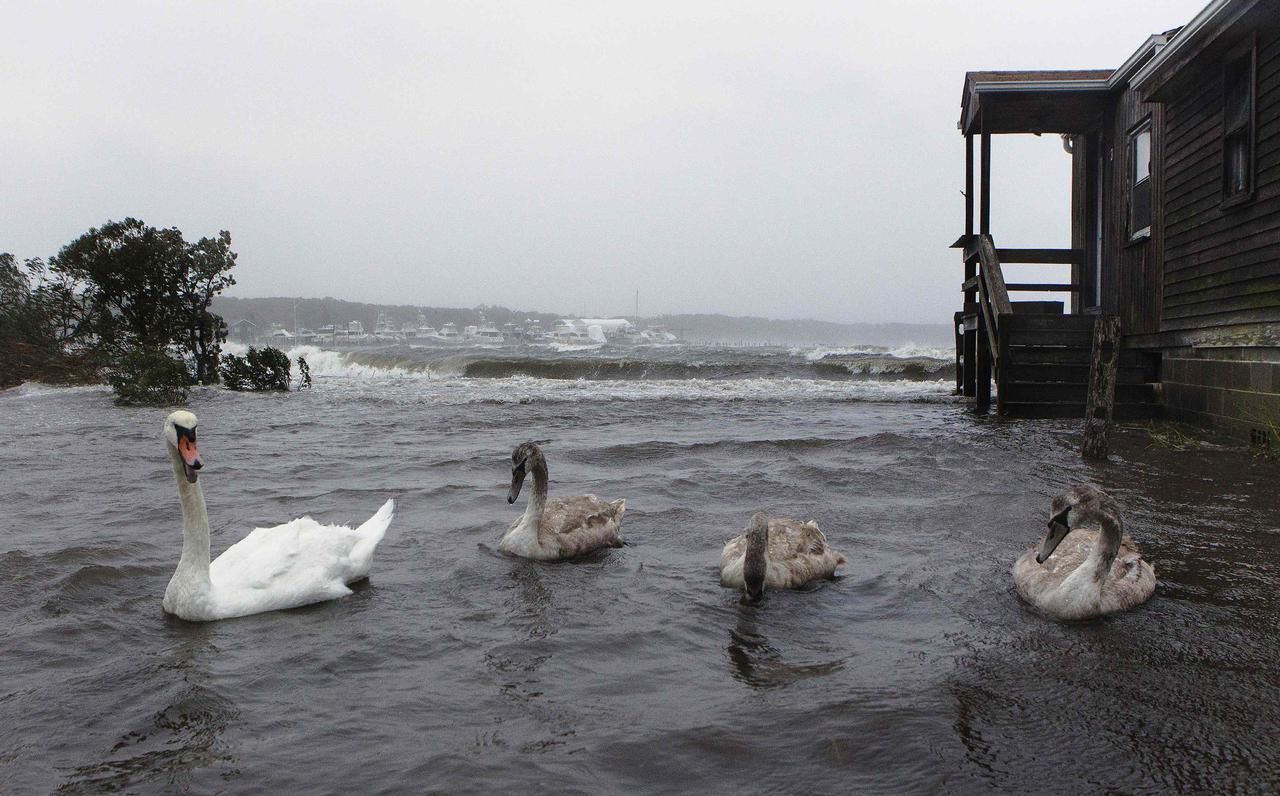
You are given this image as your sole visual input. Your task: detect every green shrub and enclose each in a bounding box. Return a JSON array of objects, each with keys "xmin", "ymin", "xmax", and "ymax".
[
  {"xmin": 220, "ymin": 346, "xmax": 291, "ymax": 392},
  {"xmin": 108, "ymin": 348, "xmax": 190, "ymax": 406}
]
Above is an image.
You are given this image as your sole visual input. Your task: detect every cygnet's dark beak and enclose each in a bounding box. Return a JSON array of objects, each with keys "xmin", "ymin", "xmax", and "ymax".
[
  {"xmin": 508, "ymin": 465, "xmax": 525, "ymax": 504},
  {"xmin": 1037, "ymin": 509, "xmax": 1071, "ymax": 564}
]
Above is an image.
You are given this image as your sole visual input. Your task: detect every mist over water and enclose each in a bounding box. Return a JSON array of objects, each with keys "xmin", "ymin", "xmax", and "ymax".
[{"xmin": 3, "ymin": 343, "xmax": 1279, "ymax": 792}]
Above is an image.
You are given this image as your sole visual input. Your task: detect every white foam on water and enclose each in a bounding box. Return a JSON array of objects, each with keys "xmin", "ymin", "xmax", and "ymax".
[
  {"xmin": 221, "ymin": 342, "xmax": 426, "ymax": 379},
  {"xmin": 315, "ymin": 372, "xmax": 955, "ymax": 406},
  {"xmin": 549, "ymin": 342, "xmax": 605, "ymax": 353},
  {"xmin": 0, "ymin": 383, "xmax": 111, "ymax": 399},
  {"xmin": 798, "ymin": 342, "xmax": 953, "ymax": 361},
  {"xmin": 210, "ymin": 344, "xmax": 954, "ymax": 404}
]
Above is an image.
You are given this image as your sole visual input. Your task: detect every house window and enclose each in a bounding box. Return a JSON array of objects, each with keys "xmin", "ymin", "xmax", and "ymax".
[
  {"xmin": 1128, "ymin": 121, "xmax": 1152, "ymax": 240},
  {"xmin": 1223, "ymin": 41, "xmax": 1255, "ymax": 205}
]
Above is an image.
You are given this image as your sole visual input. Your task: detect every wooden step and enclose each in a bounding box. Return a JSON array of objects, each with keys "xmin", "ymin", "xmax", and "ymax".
[
  {"xmin": 1001, "ymin": 382, "xmax": 1155, "ymax": 404},
  {"xmin": 1001, "ymin": 314, "xmax": 1097, "ymax": 332},
  {"xmin": 1005, "ymin": 363, "xmax": 1149, "ymax": 385},
  {"xmin": 1001, "ymin": 401, "xmax": 1162, "ymax": 420},
  {"xmin": 1004, "ymin": 328, "xmax": 1095, "ymax": 347},
  {"xmin": 1004, "ymin": 347, "xmax": 1145, "ymax": 368}
]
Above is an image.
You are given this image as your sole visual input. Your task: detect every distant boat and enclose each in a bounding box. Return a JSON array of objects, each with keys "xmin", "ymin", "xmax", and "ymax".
[
  {"xmin": 468, "ymin": 325, "xmax": 505, "ymax": 344},
  {"xmin": 519, "ymin": 319, "xmax": 553, "ymax": 344},
  {"xmin": 414, "ymin": 313, "xmax": 437, "ymax": 339},
  {"xmin": 411, "ymin": 321, "xmax": 471, "ymax": 345},
  {"xmin": 641, "ymin": 325, "xmax": 679, "ymax": 343},
  {"xmin": 373, "ymin": 313, "xmax": 398, "ymax": 340},
  {"xmin": 335, "ymin": 320, "xmax": 368, "ymax": 344},
  {"xmin": 551, "ymin": 320, "xmax": 595, "ymax": 345}
]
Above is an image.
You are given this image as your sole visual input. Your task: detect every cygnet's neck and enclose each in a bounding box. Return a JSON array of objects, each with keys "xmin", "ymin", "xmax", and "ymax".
[
  {"xmin": 743, "ymin": 527, "xmax": 769, "ymax": 594},
  {"xmin": 1081, "ymin": 507, "xmax": 1122, "ymax": 583},
  {"xmin": 170, "ymin": 445, "xmax": 211, "ymax": 577},
  {"xmin": 521, "ymin": 457, "xmax": 550, "ymax": 530}
]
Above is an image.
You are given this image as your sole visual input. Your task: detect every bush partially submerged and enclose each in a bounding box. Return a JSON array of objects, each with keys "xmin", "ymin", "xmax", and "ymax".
[
  {"xmin": 220, "ymin": 346, "xmax": 292, "ymax": 392},
  {"xmin": 296, "ymin": 355, "xmax": 312, "ymax": 389},
  {"xmin": 108, "ymin": 348, "xmax": 190, "ymax": 406}
]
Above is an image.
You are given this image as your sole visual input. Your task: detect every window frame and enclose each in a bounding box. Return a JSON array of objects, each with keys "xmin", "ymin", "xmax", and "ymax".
[
  {"xmin": 1221, "ymin": 36, "xmax": 1257, "ymax": 209},
  {"xmin": 1127, "ymin": 117, "xmax": 1153, "ymax": 242}
]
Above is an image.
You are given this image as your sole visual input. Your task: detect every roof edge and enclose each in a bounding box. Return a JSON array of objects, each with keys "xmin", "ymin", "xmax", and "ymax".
[{"xmin": 1131, "ymin": 0, "xmax": 1256, "ymax": 93}]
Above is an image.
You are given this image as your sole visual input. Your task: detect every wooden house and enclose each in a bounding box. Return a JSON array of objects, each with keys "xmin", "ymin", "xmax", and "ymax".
[
  {"xmin": 228, "ymin": 318, "xmax": 258, "ymax": 344},
  {"xmin": 954, "ymin": 0, "xmax": 1280, "ymax": 442}
]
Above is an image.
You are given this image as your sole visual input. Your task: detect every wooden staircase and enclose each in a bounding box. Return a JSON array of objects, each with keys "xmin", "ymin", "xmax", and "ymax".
[
  {"xmin": 956, "ymin": 234, "xmax": 1161, "ymax": 420},
  {"xmin": 999, "ymin": 314, "xmax": 1158, "ymax": 419}
]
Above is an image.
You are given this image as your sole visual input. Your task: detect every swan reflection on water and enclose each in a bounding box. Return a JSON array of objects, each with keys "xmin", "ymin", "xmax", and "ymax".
[
  {"xmin": 727, "ymin": 606, "xmax": 844, "ymax": 690},
  {"xmin": 500, "ymin": 562, "xmax": 558, "ymax": 641}
]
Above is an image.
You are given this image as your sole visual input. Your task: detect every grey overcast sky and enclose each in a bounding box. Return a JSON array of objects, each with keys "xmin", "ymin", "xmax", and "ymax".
[{"xmin": 2, "ymin": 0, "xmax": 1207, "ymax": 323}]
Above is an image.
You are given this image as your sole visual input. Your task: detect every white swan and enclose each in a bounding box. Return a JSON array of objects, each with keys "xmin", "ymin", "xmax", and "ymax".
[
  {"xmin": 500, "ymin": 441, "xmax": 625, "ymax": 560},
  {"xmin": 1013, "ymin": 484, "xmax": 1155, "ymax": 621},
  {"xmin": 720, "ymin": 512, "xmax": 846, "ymax": 602},
  {"xmin": 160, "ymin": 410, "xmax": 394, "ymax": 621}
]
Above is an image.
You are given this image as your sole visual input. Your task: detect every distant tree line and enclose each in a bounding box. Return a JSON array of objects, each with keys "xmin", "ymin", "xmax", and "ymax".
[{"xmin": 1, "ymin": 218, "xmax": 291, "ymax": 403}]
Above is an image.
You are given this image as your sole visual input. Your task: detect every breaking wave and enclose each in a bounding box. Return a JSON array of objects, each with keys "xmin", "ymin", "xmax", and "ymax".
[
  {"xmin": 240, "ymin": 343, "xmax": 957, "ymax": 383},
  {"xmin": 193, "ymin": 341, "xmax": 959, "ymax": 405}
]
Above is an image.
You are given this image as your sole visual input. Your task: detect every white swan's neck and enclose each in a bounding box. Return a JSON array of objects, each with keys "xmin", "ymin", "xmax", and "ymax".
[{"xmin": 170, "ymin": 447, "xmax": 212, "ymax": 582}]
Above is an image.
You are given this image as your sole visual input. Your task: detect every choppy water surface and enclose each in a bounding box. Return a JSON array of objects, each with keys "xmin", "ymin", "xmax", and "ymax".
[{"xmin": 2, "ymin": 343, "xmax": 1279, "ymax": 793}]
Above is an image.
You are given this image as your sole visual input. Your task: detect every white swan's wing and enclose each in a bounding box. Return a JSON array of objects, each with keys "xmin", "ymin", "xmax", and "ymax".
[{"xmin": 208, "ymin": 500, "xmax": 393, "ymax": 617}]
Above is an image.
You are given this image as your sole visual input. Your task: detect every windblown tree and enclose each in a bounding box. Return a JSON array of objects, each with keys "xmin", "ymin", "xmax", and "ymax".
[
  {"xmin": 0, "ymin": 253, "xmax": 90, "ymax": 387},
  {"xmin": 50, "ymin": 218, "xmax": 189, "ymax": 358},
  {"xmin": 0, "ymin": 254, "xmax": 50, "ymax": 387},
  {"xmin": 42, "ymin": 218, "xmax": 238, "ymax": 401},
  {"xmin": 181, "ymin": 231, "xmax": 236, "ymax": 384}
]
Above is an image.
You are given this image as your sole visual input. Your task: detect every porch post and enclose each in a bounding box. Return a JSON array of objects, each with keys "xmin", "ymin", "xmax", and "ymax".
[
  {"xmin": 965, "ymin": 134, "xmax": 976, "ymax": 303},
  {"xmin": 980, "ymin": 132, "xmax": 991, "ymax": 235},
  {"xmin": 963, "ymin": 316, "xmax": 976, "ymax": 397},
  {"xmin": 975, "ymin": 313, "xmax": 991, "ymax": 410},
  {"xmin": 1070, "ymin": 134, "xmax": 1087, "ymax": 315}
]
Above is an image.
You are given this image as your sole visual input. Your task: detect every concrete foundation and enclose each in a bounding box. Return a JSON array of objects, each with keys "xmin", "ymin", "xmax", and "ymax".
[{"xmin": 1162, "ymin": 349, "xmax": 1280, "ymax": 445}]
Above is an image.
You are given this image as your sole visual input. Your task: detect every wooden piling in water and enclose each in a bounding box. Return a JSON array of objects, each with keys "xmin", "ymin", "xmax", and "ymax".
[{"xmin": 1082, "ymin": 315, "xmax": 1120, "ymax": 460}]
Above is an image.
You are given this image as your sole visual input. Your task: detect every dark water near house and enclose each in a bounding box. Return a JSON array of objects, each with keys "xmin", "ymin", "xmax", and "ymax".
[{"xmin": 2, "ymin": 342, "xmax": 1279, "ymax": 793}]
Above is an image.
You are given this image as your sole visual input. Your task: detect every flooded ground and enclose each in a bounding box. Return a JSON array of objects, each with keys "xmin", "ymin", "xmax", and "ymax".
[{"xmin": 2, "ymin": 347, "xmax": 1278, "ymax": 792}]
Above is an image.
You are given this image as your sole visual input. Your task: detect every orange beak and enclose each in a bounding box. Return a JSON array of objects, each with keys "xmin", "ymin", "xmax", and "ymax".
[{"xmin": 178, "ymin": 435, "xmax": 202, "ymax": 482}]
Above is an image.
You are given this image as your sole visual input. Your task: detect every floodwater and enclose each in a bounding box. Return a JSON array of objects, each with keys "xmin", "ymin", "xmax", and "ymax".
[{"xmin": 2, "ymin": 343, "xmax": 1279, "ymax": 793}]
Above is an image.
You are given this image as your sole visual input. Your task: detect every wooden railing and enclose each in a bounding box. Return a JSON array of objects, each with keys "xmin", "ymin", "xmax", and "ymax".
[
  {"xmin": 975, "ymin": 235, "xmax": 1012, "ymax": 365},
  {"xmin": 956, "ymin": 235, "xmax": 1084, "ymax": 411}
]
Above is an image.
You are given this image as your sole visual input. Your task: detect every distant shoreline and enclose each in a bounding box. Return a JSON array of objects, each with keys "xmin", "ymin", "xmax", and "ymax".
[{"xmin": 214, "ymin": 295, "xmax": 953, "ymax": 348}]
